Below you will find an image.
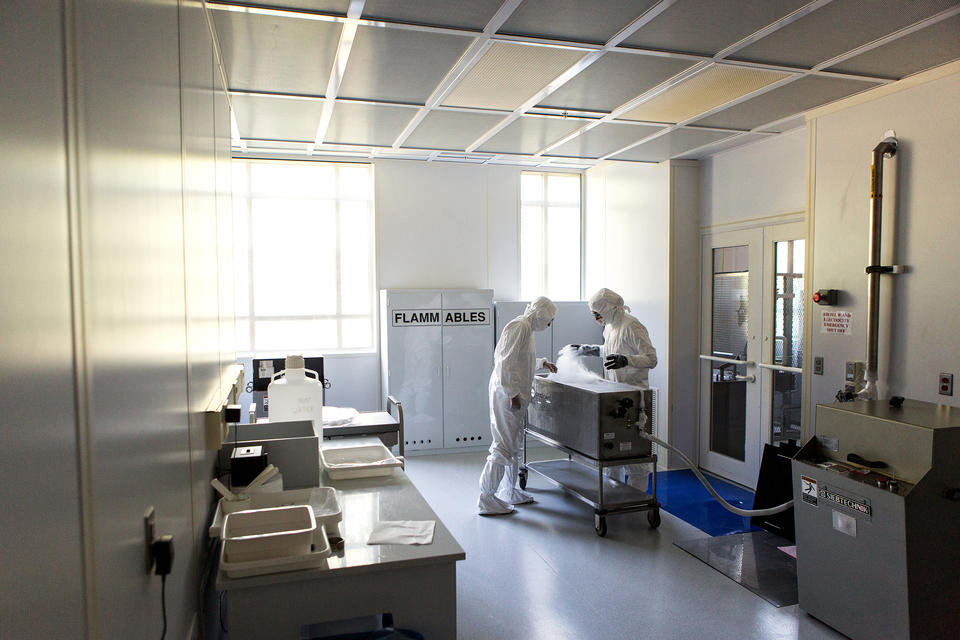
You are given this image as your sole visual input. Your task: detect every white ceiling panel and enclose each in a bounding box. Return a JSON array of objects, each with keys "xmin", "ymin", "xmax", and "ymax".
[
  {"xmin": 618, "ymin": 65, "xmax": 791, "ymax": 124},
  {"xmin": 338, "ymin": 27, "xmax": 474, "ymax": 104},
  {"xmin": 402, "ymin": 110, "xmax": 507, "ymax": 150},
  {"xmin": 621, "ymin": 0, "xmax": 809, "ymax": 56},
  {"xmin": 498, "ymin": 0, "xmax": 660, "ymax": 45},
  {"xmin": 213, "ymin": 11, "xmax": 341, "ymax": 95},
  {"xmin": 692, "ymin": 75, "xmax": 880, "ymax": 131},
  {"xmin": 476, "ymin": 115, "xmax": 587, "ymax": 155},
  {"xmin": 537, "ymin": 52, "xmax": 695, "ymax": 113},
  {"xmin": 221, "ymin": 0, "xmax": 350, "ymax": 13},
  {"xmin": 361, "ymin": 0, "xmax": 504, "ymax": 31},
  {"xmin": 442, "ymin": 41, "xmax": 586, "ymax": 111},
  {"xmin": 545, "ymin": 122, "xmax": 664, "ymax": 159},
  {"xmin": 232, "ymin": 94, "xmax": 324, "ymax": 141},
  {"xmin": 610, "ymin": 128, "xmax": 736, "ymax": 162},
  {"xmin": 826, "ymin": 14, "xmax": 960, "ymax": 78},
  {"xmin": 674, "ymin": 132, "xmax": 773, "ymax": 159},
  {"xmin": 729, "ymin": 0, "xmax": 959, "ymax": 72},
  {"xmin": 324, "ymin": 102, "xmax": 417, "ymax": 146}
]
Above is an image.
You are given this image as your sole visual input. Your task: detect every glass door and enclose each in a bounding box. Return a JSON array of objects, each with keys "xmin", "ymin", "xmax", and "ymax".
[
  {"xmin": 760, "ymin": 223, "xmax": 806, "ymax": 446},
  {"xmin": 699, "ymin": 228, "xmax": 763, "ymax": 488},
  {"xmin": 699, "ymin": 222, "xmax": 805, "ymax": 489}
]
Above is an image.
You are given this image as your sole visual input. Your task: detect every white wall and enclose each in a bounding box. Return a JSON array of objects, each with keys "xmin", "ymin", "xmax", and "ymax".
[
  {"xmin": 808, "ymin": 70, "xmax": 960, "ymax": 416},
  {"xmin": 700, "ymin": 128, "xmax": 807, "ymax": 227}
]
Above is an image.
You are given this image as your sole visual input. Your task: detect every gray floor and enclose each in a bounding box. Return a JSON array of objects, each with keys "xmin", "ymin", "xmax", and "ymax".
[{"xmin": 403, "ymin": 446, "xmax": 844, "ymax": 640}]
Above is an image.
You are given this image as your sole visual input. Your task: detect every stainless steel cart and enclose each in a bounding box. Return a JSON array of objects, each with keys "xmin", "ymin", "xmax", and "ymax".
[{"xmin": 520, "ymin": 376, "xmax": 660, "ymax": 537}]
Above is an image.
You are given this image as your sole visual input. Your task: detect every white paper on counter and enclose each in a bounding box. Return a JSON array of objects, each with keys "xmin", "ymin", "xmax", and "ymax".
[{"xmin": 366, "ymin": 520, "xmax": 436, "ymax": 545}]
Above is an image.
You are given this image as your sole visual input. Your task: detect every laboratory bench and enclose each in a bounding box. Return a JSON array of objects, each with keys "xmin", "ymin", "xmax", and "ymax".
[{"xmin": 215, "ymin": 436, "xmax": 463, "ymax": 640}]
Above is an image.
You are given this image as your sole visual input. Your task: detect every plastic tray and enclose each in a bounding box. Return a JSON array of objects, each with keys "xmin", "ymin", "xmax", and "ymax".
[
  {"xmin": 210, "ymin": 487, "xmax": 341, "ymax": 539},
  {"xmin": 320, "ymin": 443, "xmax": 403, "ymax": 479},
  {"xmin": 220, "ymin": 524, "xmax": 331, "ymax": 578},
  {"xmin": 222, "ymin": 505, "xmax": 316, "ymax": 563}
]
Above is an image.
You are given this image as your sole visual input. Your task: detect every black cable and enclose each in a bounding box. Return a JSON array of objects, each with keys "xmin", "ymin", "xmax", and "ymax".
[
  {"xmin": 160, "ymin": 575, "xmax": 167, "ymax": 640},
  {"xmin": 219, "ymin": 591, "xmax": 228, "ymax": 633}
]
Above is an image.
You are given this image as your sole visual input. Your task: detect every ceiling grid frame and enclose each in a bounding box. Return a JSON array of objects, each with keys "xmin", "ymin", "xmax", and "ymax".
[{"xmin": 215, "ymin": 0, "xmax": 960, "ymax": 164}]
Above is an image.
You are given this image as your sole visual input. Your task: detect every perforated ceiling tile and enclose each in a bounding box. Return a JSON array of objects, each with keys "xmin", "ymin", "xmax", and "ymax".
[
  {"xmin": 498, "ymin": 0, "xmax": 659, "ymax": 44},
  {"xmin": 621, "ymin": 0, "xmax": 809, "ymax": 56},
  {"xmin": 675, "ymin": 132, "xmax": 772, "ymax": 159},
  {"xmin": 338, "ymin": 27, "xmax": 473, "ymax": 104},
  {"xmin": 324, "ymin": 102, "xmax": 417, "ymax": 147},
  {"xmin": 232, "ymin": 94, "xmax": 324, "ymax": 141},
  {"xmin": 402, "ymin": 110, "xmax": 507, "ymax": 151},
  {"xmin": 213, "ymin": 11, "xmax": 340, "ymax": 94},
  {"xmin": 537, "ymin": 52, "xmax": 695, "ymax": 113},
  {"xmin": 362, "ymin": 0, "xmax": 504, "ymax": 31},
  {"xmin": 826, "ymin": 14, "xmax": 960, "ymax": 79},
  {"xmin": 610, "ymin": 128, "xmax": 736, "ymax": 162},
  {"xmin": 475, "ymin": 115, "xmax": 587, "ymax": 155},
  {"xmin": 442, "ymin": 41, "xmax": 586, "ymax": 111},
  {"xmin": 760, "ymin": 116, "xmax": 807, "ymax": 134},
  {"xmin": 231, "ymin": 0, "xmax": 349, "ymax": 13},
  {"xmin": 545, "ymin": 122, "xmax": 664, "ymax": 159},
  {"xmin": 618, "ymin": 65, "xmax": 791, "ymax": 124},
  {"xmin": 692, "ymin": 75, "xmax": 880, "ymax": 131},
  {"xmin": 729, "ymin": 0, "xmax": 959, "ymax": 70}
]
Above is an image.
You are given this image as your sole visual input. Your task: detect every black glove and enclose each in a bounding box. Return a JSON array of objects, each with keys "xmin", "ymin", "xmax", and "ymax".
[{"xmin": 604, "ymin": 354, "xmax": 628, "ymax": 370}]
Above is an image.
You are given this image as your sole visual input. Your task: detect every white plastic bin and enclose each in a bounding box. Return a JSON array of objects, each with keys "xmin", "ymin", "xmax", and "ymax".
[{"xmin": 222, "ymin": 504, "xmax": 316, "ymax": 563}]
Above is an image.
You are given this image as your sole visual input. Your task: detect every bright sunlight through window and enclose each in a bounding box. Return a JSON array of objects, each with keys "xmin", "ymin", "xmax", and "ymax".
[
  {"xmin": 232, "ymin": 160, "xmax": 375, "ymax": 355},
  {"xmin": 520, "ymin": 172, "xmax": 582, "ymax": 301}
]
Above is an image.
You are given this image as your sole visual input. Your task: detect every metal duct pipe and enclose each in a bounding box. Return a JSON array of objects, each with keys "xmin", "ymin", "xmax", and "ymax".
[{"xmin": 860, "ymin": 134, "xmax": 898, "ymax": 400}]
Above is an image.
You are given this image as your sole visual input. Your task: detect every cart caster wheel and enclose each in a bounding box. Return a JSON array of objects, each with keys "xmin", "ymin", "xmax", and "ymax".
[
  {"xmin": 647, "ymin": 508, "xmax": 661, "ymax": 529},
  {"xmin": 595, "ymin": 515, "xmax": 607, "ymax": 537},
  {"xmin": 519, "ymin": 469, "xmax": 527, "ymax": 490}
]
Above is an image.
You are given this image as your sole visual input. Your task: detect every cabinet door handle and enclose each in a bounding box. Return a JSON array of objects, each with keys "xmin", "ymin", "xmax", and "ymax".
[{"xmin": 437, "ymin": 366, "xmax": 442, "ymax": 378}]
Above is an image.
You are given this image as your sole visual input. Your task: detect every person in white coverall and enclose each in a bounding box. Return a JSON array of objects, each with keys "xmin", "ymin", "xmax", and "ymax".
[
  {"xmin": 572, "ymin": 288, "xmax": 657, "ymax": 488},
  {"xmin": 478, "ymin": 297, "xmax": 558, "ymax": 516}
]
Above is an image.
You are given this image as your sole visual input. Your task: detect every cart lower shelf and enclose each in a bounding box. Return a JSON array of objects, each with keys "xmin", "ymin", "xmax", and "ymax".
[{"xmin": 522, "ymin": 458, "xmax": 661, "ymax": 536}]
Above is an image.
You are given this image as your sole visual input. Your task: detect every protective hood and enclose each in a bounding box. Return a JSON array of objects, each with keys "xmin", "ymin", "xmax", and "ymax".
[
  {"xmin": 523, "ymin": 296, "xmax": 557, "ymax": 331},
  {"xmin": 588, "ymin": 288, "xmax": 628, "ymax": 325}
]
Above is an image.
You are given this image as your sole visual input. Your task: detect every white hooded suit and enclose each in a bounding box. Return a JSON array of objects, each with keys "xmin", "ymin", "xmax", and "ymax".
[{"xmin": 478, "ymin": 297, "xmax": 557, "ymax": 515}]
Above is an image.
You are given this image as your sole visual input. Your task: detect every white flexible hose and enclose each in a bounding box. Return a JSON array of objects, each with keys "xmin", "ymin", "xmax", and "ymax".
[{"xmin": 638, "ymin": 432, "xmax": 794, "ymax": 517}]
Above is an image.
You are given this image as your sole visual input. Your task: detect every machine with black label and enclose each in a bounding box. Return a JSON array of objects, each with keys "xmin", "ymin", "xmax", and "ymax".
[{"xmin": 792, "ymin": 399, "xmax": 960, "ymax": 639}]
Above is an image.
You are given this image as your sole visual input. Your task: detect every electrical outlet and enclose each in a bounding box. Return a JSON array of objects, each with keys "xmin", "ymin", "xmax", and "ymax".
[
  {"xmin": 939, "ymin": 373, "xmax": 954, "ymax": 396},
  {"xmin": 813, "ymin": 356, "xmax": 824, "ymax": 376},
  {"xmin": 144, "ymin": 506, "xmax": 155, "ymax": 574}
]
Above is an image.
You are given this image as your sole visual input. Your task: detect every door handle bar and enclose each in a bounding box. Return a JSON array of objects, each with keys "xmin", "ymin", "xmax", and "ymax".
[
  {"xmin": 757, "ymin": 362, "xmax": 803, "ymax": 374},
  {"xmin": 699, "ymin": 355, "xmax": 755, "ymax": 366}
]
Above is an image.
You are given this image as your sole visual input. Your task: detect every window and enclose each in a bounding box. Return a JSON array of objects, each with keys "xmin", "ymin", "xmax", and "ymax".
[
  {"xmin": 520, "ymin": 171, "xmax": 582, "ymax": 300},
  {"xmin": 232, "ymin": 160, "xmax": 376, "ymax": 355}
]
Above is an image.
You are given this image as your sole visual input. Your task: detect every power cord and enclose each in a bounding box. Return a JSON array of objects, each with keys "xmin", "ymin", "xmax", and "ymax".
[{"xmin": 160, "ymin": 575, "xmax": 167, "ymax": 640}]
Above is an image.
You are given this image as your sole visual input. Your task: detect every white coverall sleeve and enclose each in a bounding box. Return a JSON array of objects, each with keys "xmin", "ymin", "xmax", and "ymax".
[
  {"xmin": 497, "ymin": 323, "xmax": 531, "ymax": 399},
  {"xmin": 625, "ymin": 323, "xmax": 658, "ymax": 370},
  {"xmin": 535, "ymin": 357, "xmax": 548, "ymax": 370}
]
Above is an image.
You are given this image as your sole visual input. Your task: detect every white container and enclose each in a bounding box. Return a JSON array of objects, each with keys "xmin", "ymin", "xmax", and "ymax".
[
  {"xmin": 320, "ymin": 443, "xmax": 403, "ymax": 480},
  {"xmin": 210, "ymin": 487, "xmax": 342, "ymax": 539},
  {"xmin": 267, "ymin": 355, "xmax": 324, "ymax": 437},
  {"xmin": 220, "ymin": 524, "xmax": 331, "ymax": 578},
  {"xmin": 222, "ymin": 504, "xmax": 316, "ymax": 563}
]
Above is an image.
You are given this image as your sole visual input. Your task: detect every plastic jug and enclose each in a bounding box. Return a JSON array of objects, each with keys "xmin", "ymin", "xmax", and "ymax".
[{"xmin": 266, "ymin": 355, "xmax": 324, "ymax": 437}]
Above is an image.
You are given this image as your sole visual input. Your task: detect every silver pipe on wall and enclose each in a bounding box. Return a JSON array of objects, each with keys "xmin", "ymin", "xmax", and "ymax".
[{"xmin": 860, "ymin": 134, "xmax": 898, "ymax": 400}]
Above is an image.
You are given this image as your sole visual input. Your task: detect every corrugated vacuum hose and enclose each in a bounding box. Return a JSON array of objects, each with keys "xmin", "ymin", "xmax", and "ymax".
[{"xmin": 637, "ymin": 432, "xmax": 794, "ymax": 517}]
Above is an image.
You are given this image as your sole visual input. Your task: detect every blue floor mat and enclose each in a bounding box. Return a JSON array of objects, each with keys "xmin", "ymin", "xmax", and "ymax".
[{"xmin": 650, "ymin": 469, "xmax": 761, "ymax": 537}]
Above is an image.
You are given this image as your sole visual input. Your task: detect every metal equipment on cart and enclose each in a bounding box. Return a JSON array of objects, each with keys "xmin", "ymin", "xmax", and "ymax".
[{"xmin": 521, "ymin": 375, "xmax": 660, "ymax": 536}]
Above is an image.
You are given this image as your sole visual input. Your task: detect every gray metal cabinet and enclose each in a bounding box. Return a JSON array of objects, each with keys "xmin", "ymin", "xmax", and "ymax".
[{"xmin": 381, "ymin": 289, "xmax": 493, "ymax": 451}]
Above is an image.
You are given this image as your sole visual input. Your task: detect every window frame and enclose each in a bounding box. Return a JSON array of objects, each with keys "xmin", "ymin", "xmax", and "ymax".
[
  {"xmin": 232, "ymin": 159, "xmax": 377, "ymax": 357},
  {"xmin": 518, "ymin": 170, "xmax": 585, "ymax": 301}
]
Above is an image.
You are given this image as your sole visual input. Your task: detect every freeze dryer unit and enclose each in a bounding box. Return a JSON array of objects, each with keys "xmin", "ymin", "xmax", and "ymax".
[
  {"xmin": 792, "ymin": 399, "xmax": 960, "ymax": 640},
  {"xmin": 527, "ymin": 376, "xmax": 653, "ymax": 460}
]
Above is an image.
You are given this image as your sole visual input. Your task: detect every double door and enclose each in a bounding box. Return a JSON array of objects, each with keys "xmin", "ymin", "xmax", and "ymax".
[
  {"xmin": 381, "ymin": 289, "xmax": 493, "ymax": 451},
  {"xmin": 698, "ymin": 222, "xmax": 805, "ymax": 488}
]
